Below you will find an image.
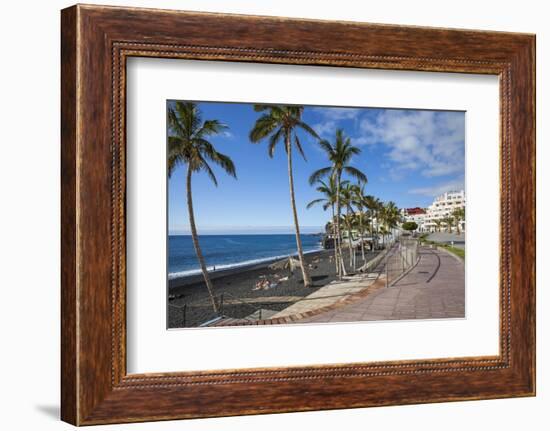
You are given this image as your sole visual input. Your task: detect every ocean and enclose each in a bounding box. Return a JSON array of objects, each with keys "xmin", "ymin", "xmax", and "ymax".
[{"xmin": 168, "ymin": 234, "xmax": 323, "ymax": 279}]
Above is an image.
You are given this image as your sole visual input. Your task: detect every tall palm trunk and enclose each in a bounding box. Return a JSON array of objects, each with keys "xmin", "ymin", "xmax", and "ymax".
[
  {"xmin": 335, "ymin": 173, "xmax": 347, "ymax": 278},
  {"xmin": 370, "ymin": 211, "xmax": 375, "ymax": 251},
  {"xmin": 359, "ymin": 213, "xmax": 366, "ymax": 262},
  {"xmin": 374, "ymin": 211, "xmax": 379, "ymax": 250},
  {"xmin": 331, "ymin": 204, "xmax": 338, "ymax": 274},
  {"xmin": 186, "ymin": 166, "xmax": 219, "ymax": 313},
  {"xmin": 346, "ymin": 208, "xmax": 354, "ymax": 269},
  {"xmin": 285, "ymin": 135, "xmax": 312, "ymax": 287}
]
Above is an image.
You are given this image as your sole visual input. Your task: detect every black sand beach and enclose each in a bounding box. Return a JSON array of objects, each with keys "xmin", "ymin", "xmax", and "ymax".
[{"xmin": 168, "ymin": 249, "xmax": 379, "ymax": 328}]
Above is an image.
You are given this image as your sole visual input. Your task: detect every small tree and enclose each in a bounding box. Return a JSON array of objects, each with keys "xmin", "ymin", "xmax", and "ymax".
[
  {"xmin": 452, "ymin": 207, "xmax": 465, "ymax": 234},
  {"xmin": 402, "ymin": 221, "xmax": 418, "ymax": 234},
  {"xmin": 443, "ymin": 216, "xmax": 454, "ymax": 233}
]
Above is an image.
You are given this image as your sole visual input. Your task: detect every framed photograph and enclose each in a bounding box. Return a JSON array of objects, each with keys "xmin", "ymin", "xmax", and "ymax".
[
  {"xmin": 61, "ymin": 4, "xmax": 536, "ymax": 425},
  {"xmin": 164, "ymin": 101, "xmax": 467, "ymax": 329}
]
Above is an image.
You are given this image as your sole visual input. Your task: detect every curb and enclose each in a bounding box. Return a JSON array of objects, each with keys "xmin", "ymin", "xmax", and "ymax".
[{"xmin": 436, "ymin": 246, "xmax": 465, "ymax": 266}]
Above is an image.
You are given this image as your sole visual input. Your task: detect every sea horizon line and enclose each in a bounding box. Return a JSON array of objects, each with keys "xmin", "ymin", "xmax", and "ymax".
[{"xmin": 168, "ymin": 231, "xmax": 324, "ymax": 236}]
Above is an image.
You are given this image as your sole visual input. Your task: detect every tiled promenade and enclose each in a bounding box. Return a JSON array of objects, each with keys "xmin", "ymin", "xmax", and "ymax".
[
  {"xmin": 269, "ymin": 272, "xmax": 381, "ymax": 319},
  {"xmin": 302, "ymin": 246, "xmax": 465, "ymax": 323}
]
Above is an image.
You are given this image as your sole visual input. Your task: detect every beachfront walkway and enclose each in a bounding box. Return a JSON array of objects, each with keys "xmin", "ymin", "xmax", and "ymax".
[
  {"xmin": 301, "ymin": 246, "xmax": 465, "ymax": 323},
  {"xmin": 269, "ymin": 272, "xmax": 382, "ymax": 319}
]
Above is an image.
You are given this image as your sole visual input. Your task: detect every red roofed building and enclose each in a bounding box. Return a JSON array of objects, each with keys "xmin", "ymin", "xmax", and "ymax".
[
  {"xmin": 404, "ymin": 207, "xmax": 426, "ymax": 216},
  {"xmin": 400, "ymin": 207, "xmax": 427, "ymax": 232}
]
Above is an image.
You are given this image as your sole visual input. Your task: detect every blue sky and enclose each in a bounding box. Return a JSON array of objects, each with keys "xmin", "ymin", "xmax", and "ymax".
[{"xmin": 168, "ymin": 101, "xmax": 465, "ymax": 235}]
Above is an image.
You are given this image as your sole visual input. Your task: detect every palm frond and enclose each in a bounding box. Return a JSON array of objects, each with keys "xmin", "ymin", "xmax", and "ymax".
[
  {"xmin": 197, "ymin": 155, "xmax": 218, "ymax": 186},
  {"xmin": 316, "ymin": 139, "xmax": 335, "ymax": 156},
  {"xmin": 168, "ymin": 136, "xmax": 184, "ymax": 157},
  {"xmin": 297, "ymin": 120, "xmax": 320, "ymax": 140},
  {"xmin": 197, "ymin": 139, "xmax": 237, "ymax": 179},
  {"xmin": 308, "ymin": 166, "xmax": 332, "ymax": 185},
  {"xmin": 344, "ymin": 166, "xmax": 368, "ymax": 183},
  {"xmin": 267, "ymin": 127, "xmax": 284, "ymax": 158},
  {"xmin": 167, "ymin": 108, "xmax": 187, "ymax": 137},
  {"xmin": 175, "ymin": 101, "xmax": 201, "ymax": 137},
  {"xmin": 249, "ymin": 114, "xmax": 278, "ymax": 142},
  {"xmin": 167, "ymin": 154, "xmax": 185, "ymax": 178},
  {"xmin": 167, "ymin": 136, "xmax": 185, "ymax": 177},
  {"xmin": 212, "ymin": 151, "xmax": 237, "ymax": 179},
  {"xmin": 293, "ymin": 135, "xmax": 307, "ymax": 161},
  {"xmin": 197, "ymin": 119, "xmax": 228, "ymax": 137},
  {"xmin": 306, "ymin": 198, "xmax": 325, "ymax": 209},
  {"xmin": 253, "ymin": 104, "xmax": 283, "ymax": 115}
]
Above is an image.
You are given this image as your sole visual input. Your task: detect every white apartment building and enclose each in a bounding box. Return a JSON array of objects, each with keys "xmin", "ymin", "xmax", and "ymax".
[
  {"xmin": 400, "ymin": 207, "xmax": 428, "ymax": 232},
  {"xmin": 424, "ymin": 190, "xmax": 466, "ymax": 233}
]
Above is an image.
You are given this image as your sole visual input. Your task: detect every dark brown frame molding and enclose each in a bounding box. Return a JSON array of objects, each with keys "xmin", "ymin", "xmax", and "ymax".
[{"xmin": 61, "ymin": 4, "xmax": 536, "ymax": 425}]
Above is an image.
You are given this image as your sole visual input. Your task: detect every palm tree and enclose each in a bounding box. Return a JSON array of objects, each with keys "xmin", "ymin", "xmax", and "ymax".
[
  {"xmin": 340, "ymin": 183, "xmax": 358, "ymax": 269},
  {"xmin": 342, "ymin": 212, "xmax": 358, "ymax": 270},
  {"xmin": 309, "ymin": 129, "xmax": 367, "ymax": 278},
  {"xmin": 168, "ymin": 102, "xmax": 237, "ymax": 314},
  {"xmin": 351, "ymin": 183, "xmax": 369, "ymax": 262},
  {"xmin": 307, "ymin": 177, "xmax": 349, "ymax": 273},
  {"xmin": 379, "ymin": 205, "xmax": 388, "ymax": 246},
  {"xmin": 380, "ymin": 201, "xmax": 400, "ymax": 246},
  {"xmin": 379, "ymin": 226, "xmax": 389, "ymax": 247},
  {"xmin": 250, "ymin": 105, "xmax": 319, "ymax": 287},
  {"xmin": 443, "ymin": 215, "xmax": 454, "ymax": 233},
  {"xmin": 376, "ymin": 198, "xmax": 385, "ymax": 244},
  {"xmin": 434, "ymin": 218, "xmax": 443, "ymax": 233},
  {"xmin": 363, "ymin": 195, "xmax": 379, "ymax": 250},
  {"xmin": 452, "ymin": 207, "xmax": 465, "ymax": 234}
]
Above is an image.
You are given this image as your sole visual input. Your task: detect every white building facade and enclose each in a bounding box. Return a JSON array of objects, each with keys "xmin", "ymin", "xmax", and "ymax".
[
  {"xmin": 400, "ymin": 207, "xmax": 428, "ymax": 232},
  {"xmin": 424, "ymin": 190, "xmax": 466, "ymax": 233}
]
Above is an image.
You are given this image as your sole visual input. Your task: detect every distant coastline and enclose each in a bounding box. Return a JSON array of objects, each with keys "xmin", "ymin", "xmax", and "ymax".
[{"xmin": 168, "ymin": 229, "xmax": 324, "ymax": 236}]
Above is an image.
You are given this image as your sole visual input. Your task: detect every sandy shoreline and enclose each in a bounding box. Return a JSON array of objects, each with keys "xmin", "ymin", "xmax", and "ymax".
[{"xmin": 168, "ymin": 249, "xmax": 325, "ymax": 289}]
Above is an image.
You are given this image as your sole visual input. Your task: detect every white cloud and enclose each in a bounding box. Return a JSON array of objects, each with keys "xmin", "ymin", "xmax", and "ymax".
[
  {"xmin": 310, "ymin": 107, "xmax": 362, "ymax": 139},
  {"xmin": 311, "ymin": 107, "xmax": 361, "ymax": 121},
  {"xmin": 312, "ymin": 120, "xmax": 338, "ymax": 139},
  {"xmin": 358, "ymin": 110, "xmax": 465, "ymax": 178},
  {"xmin": 409, "ymin": 177, "xmax": 465, "ymax": 197},
  {"xmin": 352, "ymin": 136, "xmax": 371, "ymax": 146}
]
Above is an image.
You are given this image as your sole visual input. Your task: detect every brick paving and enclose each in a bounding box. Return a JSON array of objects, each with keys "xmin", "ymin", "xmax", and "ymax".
[
  {"xmin": 269, "ymin": 272, "xmax": 380, "ymax": 319},
  {"xmin": 302, "ymin": 246, "xmax": 465, "ymax": 323},
  {"xmin": 195, "ymin": 296, "xmax": 305, "ymax": 306}
]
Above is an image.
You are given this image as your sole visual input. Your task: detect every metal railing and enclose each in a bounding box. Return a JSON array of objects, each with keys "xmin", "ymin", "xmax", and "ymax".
[
  {"xmin": 168, "ymin": 291, "xmax": 266, "ymax": 327},
  {"xmin": 385, "ymin": 237, "xmax": 419, "ymax": 287},
  {"xmin": 220, "ymin": 291, "xmax": 264, "ymax": 321},
  {"xmin": 168, "ymin": 293, "xmax": 222, "ymax": 328}
]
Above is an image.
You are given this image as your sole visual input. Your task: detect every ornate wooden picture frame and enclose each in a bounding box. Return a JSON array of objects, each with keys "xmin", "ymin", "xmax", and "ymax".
[{"xmin": 61, "ymin": 4, "xmax": 535, "ymax": 425}]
